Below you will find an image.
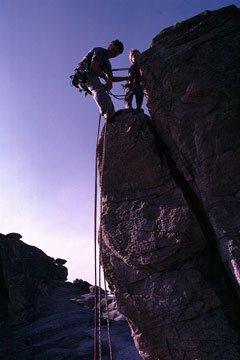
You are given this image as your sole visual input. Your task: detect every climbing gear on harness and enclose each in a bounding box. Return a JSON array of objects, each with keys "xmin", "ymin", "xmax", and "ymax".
[
  {"xmin": 70, "ymin": 64, "xmax": 129, "ymax": 98},
  {"xmin": 69, "ymin": 71, "xmax": 92, "ymax": 96},
  {"xmin": 70, "ymin": 58, "xmax": 93, "ymax": 95}
]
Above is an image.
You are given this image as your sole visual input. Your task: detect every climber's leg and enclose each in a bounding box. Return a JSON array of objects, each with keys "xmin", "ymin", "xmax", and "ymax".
[
  {"xmin": 125, "ymin": 88, "xmax": 134, "ymax": 109},
  {"xmin": 85, "ymin": 75, "xmax": 115, "ymax": 118},
  {"xmin": 136, "ymin": 85, "xmax": 144, "ymax": 111}
]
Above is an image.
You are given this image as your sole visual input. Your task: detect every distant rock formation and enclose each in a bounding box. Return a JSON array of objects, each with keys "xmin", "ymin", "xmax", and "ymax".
[
  {"xmin": 98, "ymin": 5, "xmax": 240, "ymax": 360},
  {"xmin": 0, "ymin": 234, "xmax": 141, "ymax": 360},
  {"xmin": 0, "ymin": 232, "xmax": 68, "ymax": 321}
]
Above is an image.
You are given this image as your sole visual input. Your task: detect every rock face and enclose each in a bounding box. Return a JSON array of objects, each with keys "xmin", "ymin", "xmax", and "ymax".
[
  {"xmin": 0, "ymin": 234, "xmax": 141, "ymax": 360},
  {"xmin": 140, "ymin": 5, "xmax": 240, "ymax": 299},
  {"xmin": 0, "ymin": 232, "xmax": 68, "ymax": 321},
  {"xmin": 98, "ymin": 6, "xmax": 240, "ymax": 360}
]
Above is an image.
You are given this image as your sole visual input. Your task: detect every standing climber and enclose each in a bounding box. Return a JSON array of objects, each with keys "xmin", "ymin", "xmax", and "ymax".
[
  {"xmin": 124, "ymin": 49, "xmax": 144, "ymax": 111},
  {"xmin": 73, "ymin": 40, "xmax": 128, "ymax": 120}
]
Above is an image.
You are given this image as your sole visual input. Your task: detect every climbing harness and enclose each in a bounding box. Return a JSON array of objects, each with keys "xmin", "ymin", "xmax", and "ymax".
[
  {"xmin": 94, "ymin": 99, "xmax": 113, "ymax": 360},
  {"xmin": 70, "ymin": 58, "xmax": 93, "ymax": 96},
  {"xmin": 70, "ymin": 66, "xmax": 129, "ymax": 98},
  {"xmin": 69, "ymin": 72, "xmax": 92, "ymax": 96}
]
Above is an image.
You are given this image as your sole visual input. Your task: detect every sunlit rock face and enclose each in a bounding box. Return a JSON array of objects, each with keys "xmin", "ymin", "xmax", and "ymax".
[
  {"xmin": 140, "ymin": 4, "xmax": 240, "ymax": 297},
  {"xmin": 98, "ymin": 5, "xmax": 240, "ymax": 359}
]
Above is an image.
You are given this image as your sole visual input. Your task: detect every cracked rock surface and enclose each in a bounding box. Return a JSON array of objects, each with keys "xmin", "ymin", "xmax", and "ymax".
[
  {"xmin": 140, "ymin": 4, "xmax": 240, "ymax": 297},
  {"xmin": 98, "ymin": 7, "xmax": 240, "ymax": 356}
]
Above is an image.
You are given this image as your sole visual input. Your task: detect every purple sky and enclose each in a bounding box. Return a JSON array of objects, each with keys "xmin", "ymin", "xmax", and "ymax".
[{"xmin": 1, "ymin": 0, "xmax": 238, "ymax": 283}]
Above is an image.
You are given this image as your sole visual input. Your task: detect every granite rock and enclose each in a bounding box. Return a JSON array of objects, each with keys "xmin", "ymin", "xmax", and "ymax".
[
  {"xmin": 0, "ymin": 232, "xmax": 68, "ymax": 320},
  {"xmin": 140, "ymin": 4, "xmax": 240, "ymax": 295},
  {"xmin": 98, "ymin": 7, "xmax": 240, "ymax": 356}
]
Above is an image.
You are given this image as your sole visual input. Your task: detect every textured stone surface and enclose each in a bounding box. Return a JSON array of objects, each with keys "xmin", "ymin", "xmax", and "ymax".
[
  {"xmin": 0, "ymin": 234, "xmax": 141, "ymax": 360},
  {"xmin": 140, "ymin": 4, "xmax": 240, "ymax": 296},
  {"xmin": 0, "ymin": 233, "xmax": 68, "ymax": 320},
  {"xmin": 98, "ymin": 10, "xmax": 240, "ymax": 355}
]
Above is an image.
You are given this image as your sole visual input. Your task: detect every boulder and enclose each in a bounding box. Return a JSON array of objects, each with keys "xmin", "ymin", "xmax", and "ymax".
[
  {"xmin": 0, "ymin": 234, "xmax": 141, "ymax": 360},
  {"xmin": 98, "ymin": 7, "xmax": 240, "ymax": 357},
  {"xmin": 0, "ymin": 233, "xmax": 67, "ymax": 320},
  {"xmin": 140, "ymin": 4, "xmax": 240, "ymax": 295}
]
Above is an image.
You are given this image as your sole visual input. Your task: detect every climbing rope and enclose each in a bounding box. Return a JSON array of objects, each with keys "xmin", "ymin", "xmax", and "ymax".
[
  {"xmin": 94, "ymin": 97, "xmax": 113, "ymax": 360},
  {"xmin": 108, "ymin": 90, "xmax": 126, "ymax": 100},
  {"xmin": 104, "ymin": 278, "xmax": 113, "ymax": 359},
  {"xmin": 109, "ymin": 66, "xmax": 129, "ymax": 100},
  {"xmin": 98, "ymin": 101, "xmax": 113, "ymax": 360},
  {"xmin": 98, "ymin": 259, "xmax": 102, "ymax": 360},
  {"xmin": 94, "ymin": 112, "xmax": 102, "ymax": 360}
]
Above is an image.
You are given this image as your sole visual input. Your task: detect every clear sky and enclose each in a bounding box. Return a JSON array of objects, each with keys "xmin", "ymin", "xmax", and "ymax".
[{"xmin": 1, "ymin": 0, "xmax": 238, "ymax": 283}]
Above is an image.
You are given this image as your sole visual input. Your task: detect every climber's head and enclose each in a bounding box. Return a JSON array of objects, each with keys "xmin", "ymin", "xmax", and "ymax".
[
  {"xmin": 129, "ymin": 49, "xmax": 141, "ymax": 64},
  {"xmin": 108, "ymin": 40, "xmax": 124, "ymax": 58}
]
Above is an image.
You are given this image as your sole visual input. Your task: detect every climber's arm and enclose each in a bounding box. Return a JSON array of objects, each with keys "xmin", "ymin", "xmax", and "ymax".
[
  {"xmin": 91, "ymin": 58, "xmax": 112, "ymax": 88},
  {"xmin": 108, "ymin": 72, "xmax": 128, "ymax": 82}
]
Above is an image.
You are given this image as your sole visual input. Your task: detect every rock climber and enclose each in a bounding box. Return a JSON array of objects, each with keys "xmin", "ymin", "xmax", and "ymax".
[
  {"xmin": 124, "ymin": 49, "xmax": 144, "ymax": 111},
  {"xmin": 73, "ymin": 40, "xmax": 128, "ymax": 120}
]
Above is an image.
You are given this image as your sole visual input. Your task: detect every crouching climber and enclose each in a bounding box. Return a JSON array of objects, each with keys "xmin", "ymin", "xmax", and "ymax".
[
  {"xmin": 72, "ymin": 40, "xmax": 128, "ymax": 120},
  {"xmin": 124, "ymin": 49, "xmax": 144, "ymax": 111}
]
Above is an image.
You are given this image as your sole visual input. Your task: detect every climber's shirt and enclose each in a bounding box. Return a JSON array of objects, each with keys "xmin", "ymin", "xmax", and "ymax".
[
  {"xmin": 128, "ymin": 63, "xmax": 142, "ymax": 88},
  {"xmin": 76, "ymin": 47, "xmax": 112, "ymax": 81}
]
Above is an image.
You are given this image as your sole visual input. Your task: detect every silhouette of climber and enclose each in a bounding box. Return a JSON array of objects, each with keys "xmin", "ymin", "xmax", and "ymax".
[
  {"xmin": 124, "ymin": 49, "xmax": 143, "ymax": 111},
  {"xmin": 75, "ymin": 40, "xmax": 128, "ymax": 120}
]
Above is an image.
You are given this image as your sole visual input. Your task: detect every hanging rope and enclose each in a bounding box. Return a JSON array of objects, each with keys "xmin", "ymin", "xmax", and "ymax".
[
  {"xmin": 108, "ymin": 90, "xmax": 126, "ymax": 101},
  {"xmin": 94, "ymin": 96, "xmax": 113, "ymax": 360},
  {"xmin": 109, "ymin": 91, "xmax": 125, "ymax": 100},
  {"xmin": 94, "ymin": 112, "xmax": 102, "ymax": 360},
  {"xmin": 98, "ymin": 101, "xmax": 113, "ymax": 360},
  {"xmin": 97, "ymin": 110, "xmax": 106, "ymax": 360},
  {"xmin": 98, "ymin": 258, "xmax": 102, "ymax": 360},
  {"xmin": 104, "ymin": 278, "xmax": 113, "ymax": 359}
]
